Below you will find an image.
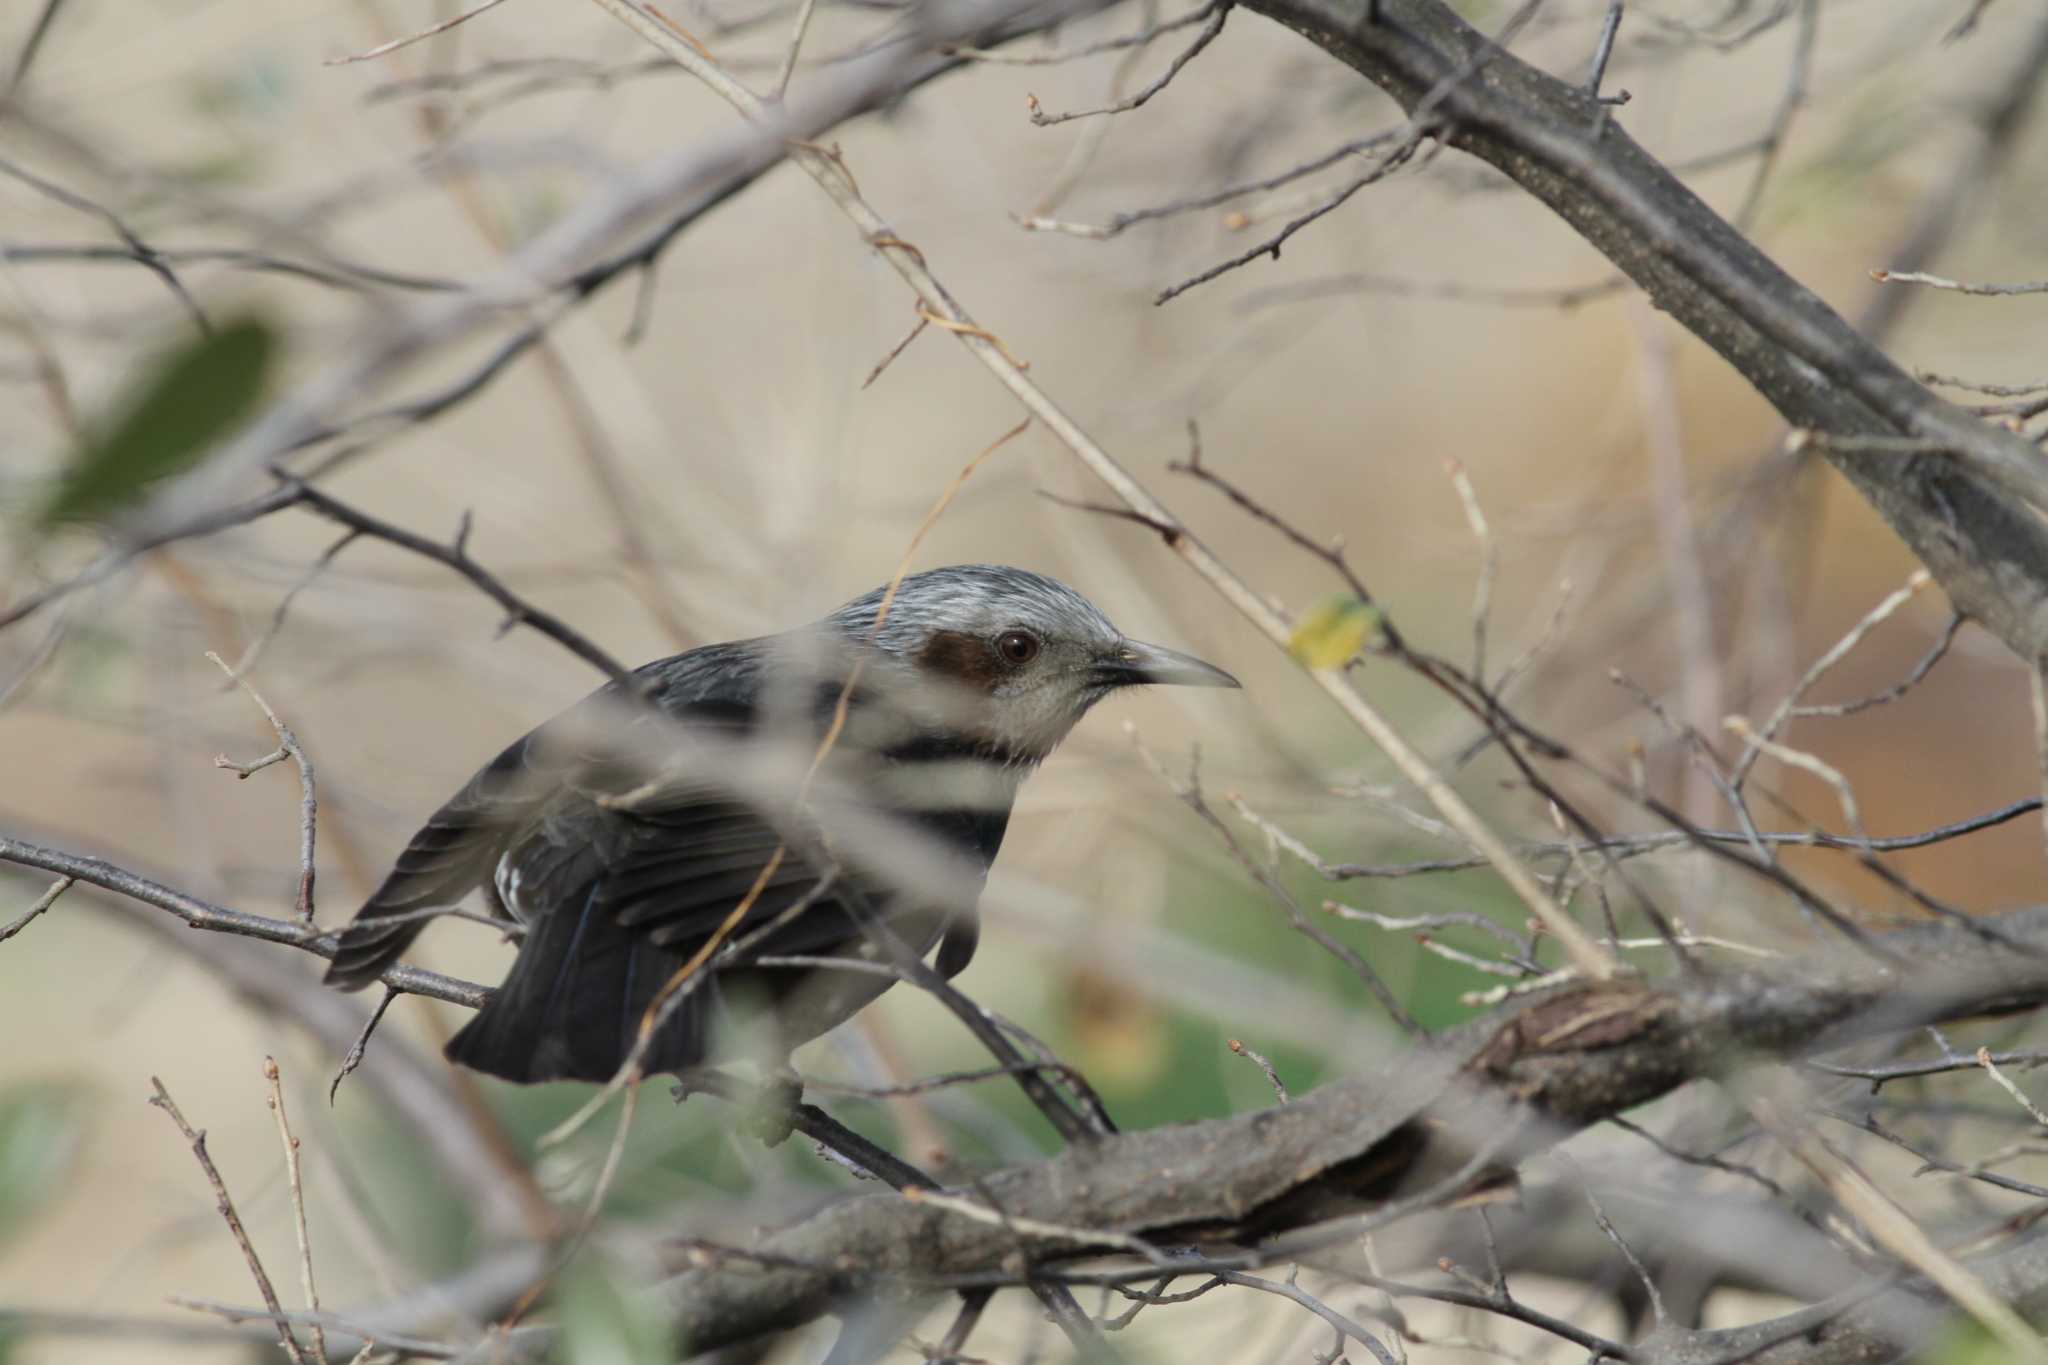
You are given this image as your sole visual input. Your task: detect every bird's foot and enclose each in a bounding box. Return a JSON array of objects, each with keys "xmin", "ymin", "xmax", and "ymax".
[{"xmin": 740, "ymin": 1072, "xmax": 803, "ymax": 1148}]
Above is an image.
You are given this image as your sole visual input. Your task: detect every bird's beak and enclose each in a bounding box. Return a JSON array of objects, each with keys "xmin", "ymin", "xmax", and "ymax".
[{"xmin": 1101, "ymin": 640, "xmax": 1241, "ymax": 690}]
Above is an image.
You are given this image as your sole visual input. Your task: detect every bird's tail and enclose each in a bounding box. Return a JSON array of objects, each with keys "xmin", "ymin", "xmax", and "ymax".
[{"xmin": 444, "ymin": 887, "xmax": 714, "ymax": 1083}]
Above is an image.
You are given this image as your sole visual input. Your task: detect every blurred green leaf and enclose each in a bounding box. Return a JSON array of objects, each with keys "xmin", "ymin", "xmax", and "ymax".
[
  {"xmin": 0, "ymin": 1081, "xmax": 90, "ymax": 1247},
  {"xmin": 1925, "ymin": 1321, "xmax": 2015, "ymax": 1365},
  {"xmin": 557, "ymin": 1254, "xmax": 675, "ymax": 1365},
  {"xmin": 1287, "ymin": 594, "xmax": 1378, "ymax": 669},
  {"xmin": 39, "ymin": 316, "xmax": 277, "ymax": 529}
]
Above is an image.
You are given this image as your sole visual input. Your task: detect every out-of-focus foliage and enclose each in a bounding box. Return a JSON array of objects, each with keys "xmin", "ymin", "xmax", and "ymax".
[
  {"xmin": 37, "ymin": 316, "xmax": 276, "ymax": 529},
  {"xmin": 1287, "ymin": 595, "xmax": 1380, "ymax": 669},
  {"xmin": 0, "ymin": 1081, "xmax": 89, "ymax": 1248},
  {"xmin": 555, "ymin": 1252, "xmax": 677, "ymax": 1365}
]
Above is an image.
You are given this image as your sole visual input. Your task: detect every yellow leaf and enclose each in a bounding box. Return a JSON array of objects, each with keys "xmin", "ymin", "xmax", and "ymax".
[{"xmin": 1288, "ymin": 595, "xmax": 1378, "ymax": 668}]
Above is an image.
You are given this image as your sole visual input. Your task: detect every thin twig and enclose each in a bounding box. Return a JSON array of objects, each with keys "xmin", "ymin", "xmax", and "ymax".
[
  {"xmin": 770, "ymin": 0, "xmax": 820, "ymax": 99},
  {"xmin": 1444, "ymin": 458, "xmax": 1497, "ymax": 685},
  {"xmin": 1749, "ymin": 1092, "xmax": 2048, "ymax": 1363},
  {"xmin": 1559, "ymin": 1152, "xmax": 1666, "ymax": 1327},
  {"xmin": 1730, "ymin": 0, "xmax": 1817, "ymax": 229},
  {"xmin": 262, "ymin": 1059, "xmax": 329, "ymax": 1365},
  {"xmin": 1583, "ymin": 0, "xmax": 1625, "ymax": 99},
  {"xmin": 1731, "ymin": 571, "xmax": 1933, "ymax": 790},
  {"xmin": 325, "ymin": 0, "xmax": 517, "ymax": 65},
  {"xmin": 1226, "ymin": 1038, "xmax": 1290, "ymax": 1102},
  {"xmin": 1024, "ymin": 0, "xmax": 1229, "ymax": 125},
  {"xmin": 1873, "ymin": 268, "xmax": 2048, "ymax": 297},
  {"xmin": 1977, "ymin": 1047, "xmax": 2048, "ymax": 1130},
  {"xmin": 329, "ymin": 988, "xmax": 398, "ymax": 1104},
  {"xmin": 206, "ymin": 651, "xmax": 318, "ymax": 922},
  {"xmin": 148, "ymin": 1078, "xmax": 313, "ymax": 1365},
  {"xmin": 0, "ymin": 875, "xmax": 71, "ymax": 944},
  {"xmin": 225, "ymin": 530, "xmax": 361, "ymax": 681},
  {"xmin": 861, "ymin": 312, "xmax": 928, "ymax": 389},
  {"xmin": 1131, "ymin": 732, "xmax": 1422, "ymax": 1032},
  {"xmin": 0, "ymin": 835, "xmax": 488, "ymax": 1007}
]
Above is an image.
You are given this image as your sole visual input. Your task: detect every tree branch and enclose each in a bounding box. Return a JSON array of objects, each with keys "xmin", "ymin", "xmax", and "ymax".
[
  {"xmin": 1228, "ymin": 0, "xmax": 2048, "ymax": 663},
  {"xmin": 649, "ymin": 903, "xmax": 2048, "ymax": 1354}
]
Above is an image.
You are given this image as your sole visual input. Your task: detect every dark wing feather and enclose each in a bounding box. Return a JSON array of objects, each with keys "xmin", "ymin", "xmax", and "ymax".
[
  {"xmin": 323, "ymin": 728, "xmax": 556, "ymax": 988},
  {"xmin": 323, "ymin": 648, "xmax": 760, "ymax": 990}
]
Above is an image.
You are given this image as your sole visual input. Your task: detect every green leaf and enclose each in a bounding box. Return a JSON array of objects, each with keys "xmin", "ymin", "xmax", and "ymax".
[
  {"xmin": 556, "ymin": 1253, "xmax": 676, "ymax": 1365},
  {"xmin": 0, "ymin": 1081, "xmax": 90, "ymax": 1247},
  {"xmin": 1925, "ymin": 1321, "xmax": 2018, "ymax": 1365},
  {"xmin": 39, "ymin": 316, "xmax": 277, "ymax": 528},
  {"xmin": 1287, "ymin": 594, "xmax": 1379, "ymax": 669}
]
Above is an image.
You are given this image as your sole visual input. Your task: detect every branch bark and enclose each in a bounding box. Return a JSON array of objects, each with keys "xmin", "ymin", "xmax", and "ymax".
[
  {"xmin": 653, "ymin": 905, "xmax": 2048, "ymax": 1354},
  {"xmin": 1227, "ymin": 0, "xmax": 2048, "ymax": 662}
]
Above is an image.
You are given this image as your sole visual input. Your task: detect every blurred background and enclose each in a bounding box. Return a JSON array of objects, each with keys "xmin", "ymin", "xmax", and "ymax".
[{"xmin": 4, "ymin": 0, "xmax": 2048, "ymax": 1360}]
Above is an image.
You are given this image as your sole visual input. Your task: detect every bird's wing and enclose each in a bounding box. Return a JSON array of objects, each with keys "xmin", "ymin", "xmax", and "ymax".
[
  {"xmin": 323, "ymin": 648, "xmax": 761, "ymax": 989},
  {"xmin": 500, "ymin": 789, "xmax": 874, "ymax": 956},
  {"xmin": 454, "ymin": 710, "xmax": 997, "ymax": 1083}
]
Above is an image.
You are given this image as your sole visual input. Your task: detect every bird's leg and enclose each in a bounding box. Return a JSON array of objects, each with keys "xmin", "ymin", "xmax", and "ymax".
[
  {"xmin": 740, "ymin": 1067, "xmax": 804, "ymax": 1148},
  {"xmin": 669, "ymin": 1064, "xmax": 804, "ymax": 1147}
]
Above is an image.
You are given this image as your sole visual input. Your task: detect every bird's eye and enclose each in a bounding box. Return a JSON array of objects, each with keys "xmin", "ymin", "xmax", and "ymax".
[{"xmin": 994, "ymin": 629, "xmax": 1041, "ymax": 665}]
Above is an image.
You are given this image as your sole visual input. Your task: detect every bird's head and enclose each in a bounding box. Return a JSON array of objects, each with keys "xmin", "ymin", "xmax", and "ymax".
[{"xmin": 824, "ymin": 564, "xmax": 1239, "ymax": 761}]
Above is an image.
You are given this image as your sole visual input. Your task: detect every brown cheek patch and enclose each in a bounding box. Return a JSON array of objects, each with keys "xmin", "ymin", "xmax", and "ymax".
[{"xmin": 917, "ymin": 629, "xmax": 1005, "ymax": 692}]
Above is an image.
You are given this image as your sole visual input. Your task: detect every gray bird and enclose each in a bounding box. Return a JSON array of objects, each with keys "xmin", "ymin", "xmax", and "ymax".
[{"xmin": 324, "ymin": 565, "xmax": 1238, "ymax": 1084}]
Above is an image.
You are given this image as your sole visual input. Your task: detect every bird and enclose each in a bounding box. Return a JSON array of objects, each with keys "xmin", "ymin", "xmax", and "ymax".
[{"xmin": 323, "ymin": 564, "xmax": 1239, "ymax": 1085}]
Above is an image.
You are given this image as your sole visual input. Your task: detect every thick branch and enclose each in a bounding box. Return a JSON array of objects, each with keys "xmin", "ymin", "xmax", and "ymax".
[
  {"xmin": 1228, "ymin": 0, "xmax": 2048, "ymax": 661},
  {"xmin": 653, "ymin": 904, "xmax": 2048, "ymax": 1353}
]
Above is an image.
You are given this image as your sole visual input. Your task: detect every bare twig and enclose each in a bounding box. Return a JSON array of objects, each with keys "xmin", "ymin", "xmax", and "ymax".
[
  {"xmin": 0, "ymin": 875, "xmax": 71, "ymax": 944},
  {"xmin": 329, "ymin": 988, "xmax": 397, "ymax": 1104},
  {"xmin": 1731, "ymin": 571, "xmax": 1934, "ymax": 790},
  {"xmin": 1873, "ymin": 268, "xmax": 2048, "ymax": 297},
  {"xmin": 1583, "ymin": 0, "xmax": 1625, "ymax": 99},
  {"xmin": 1749, "ymin": 1092, "xmax": 2048, "ymax": 1363},
  {"xmin": 1444, "ymin": 458, "xmax": 1497, "ymax": 685},
  {"xmin": 206, "ymin": 651, "xmax": 318, "ymax": 922},
  {"xmin": 1730, "ymin": 0, "xmax": 1817, "ymax": 229},
  {"xmin": 224, "ymin": 531, "xmax": 361, "ymax": 682},
  {"xmin": 770, "ymin": 0, "xmax": 820, "ymax": 97},
  {"xmin": 1977, "ymin": 1046, "xmax": 2048, "ymax": 1130},
  {"xmin": 0, "ymin": 835, "xmax": 487, "ymax": 1007},
  {"xmin": 945, "ymin": 2, "xmax": 1218, "ymax": 64},
  {"xmin": 325, "ymin": 0, "xmax": 516, "ymax": 65},
  {"xmin": 1559, "ymin": 1152, "xmax": 1666, "ymax": 1327},
  {"xmin": 262, "ymin": 1059, "xmax": 329, "ymax": 1365},
  {"xmin": 1132, "ymin": 732, "xmax": 1422, "ymax": 1031},
  {"xmin": 282, "ymin": 479, "xmax": 636, "ymax": 685},
  {"xmin": 1016, "ymin": 129, "xmax": 1400, "ymax": 239},
  {"xmin": 1024, "ymin": 0, "xmax": 1229, "ymax": 125},
  {"xmin": 860, "ymin": 312, "xmax": 929, "ymax": 389},
  {"xmin": 148, "ymin": 1078, "xmax": 313, "ymax": 1365},
  {"xmin": 1227, "ymin": 1038, "xmax": 1290, "ymax": 1102}
]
